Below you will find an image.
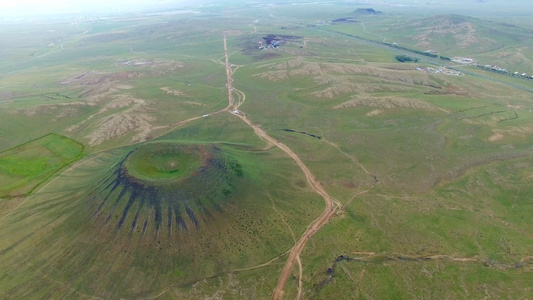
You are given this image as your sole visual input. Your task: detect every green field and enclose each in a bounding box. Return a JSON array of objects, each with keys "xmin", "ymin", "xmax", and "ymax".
[
  {"xmin": 0, "ymin": 134, "xmax": 84, "ymax": 197},
  {"xmin": 0, "ymin": 126, "xmax": 323, "ymax": 298},
  {"xmin": 1, "ymin": 1, "xmax": 533, "ymax": 299}
]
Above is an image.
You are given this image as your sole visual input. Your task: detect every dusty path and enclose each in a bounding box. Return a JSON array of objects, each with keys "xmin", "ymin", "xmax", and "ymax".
[
  {"xmin": 249, "ymin": 23, "xmax": 257, "ymax": 34},
  {"xmin": 224, "ymin": 37, "xmax": 235, "ymax": 108},
  {"xmin": 222, "ymin": 36, "xmax": 341, "ymax": 300}
]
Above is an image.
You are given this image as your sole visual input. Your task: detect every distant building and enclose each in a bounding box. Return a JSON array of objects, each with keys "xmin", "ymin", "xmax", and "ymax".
[
  {"xmin": 452, "ymin": 57, "xmax": 476, "ymax": 64},
  {"xmin": 416, "ymin": 66, "xmax": 463, "ymax": 76}
]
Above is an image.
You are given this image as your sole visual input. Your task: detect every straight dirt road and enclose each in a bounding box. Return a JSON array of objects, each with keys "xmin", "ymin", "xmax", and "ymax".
[{"xmin": 223, "ymin": 36, "xmax": 342, "ymax": 300}]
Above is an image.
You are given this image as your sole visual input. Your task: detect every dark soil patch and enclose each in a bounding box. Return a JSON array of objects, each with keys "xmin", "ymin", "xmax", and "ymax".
[
  {"xmin": 331, "ymin": 17, "xmax": 358, "ymax": 23},
  {"xmin": 238, "ymin": 33, "xmax": 301, "ymax": 61},
  {"xmin": 262, "ymin": 34, "xmax": 301, "ymax": 46},
  {"xmin": 283, "ymin": 129, "xmax": 322, "ymax": 140}
]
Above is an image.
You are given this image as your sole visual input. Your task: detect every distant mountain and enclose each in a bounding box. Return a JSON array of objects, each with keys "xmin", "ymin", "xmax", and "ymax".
[
  {"xmin": 407, "ymin": 15, "xmax": 486, "ymax": 50},
  {"xmin": 386, "ymin": 14, "xmax": 529, "ymax": 55},
  {"xmin": 331, "ymin": 17, "xmax": 358, "ymax": 23},
  {"xmin": 353, "ymin": 8, "xmax": 383, "ymax": 15}
]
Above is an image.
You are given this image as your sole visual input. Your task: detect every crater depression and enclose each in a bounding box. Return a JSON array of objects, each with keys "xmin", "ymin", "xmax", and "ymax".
[{"xmin": 88, "ymin": 143, "xmax": 243, "ymax": 236}]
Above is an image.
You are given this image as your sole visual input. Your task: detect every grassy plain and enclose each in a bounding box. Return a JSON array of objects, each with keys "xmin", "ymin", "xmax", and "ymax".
[
  {"xmin": 326, "ymin": 12, "xmax": 533, "ymax": 74},
  {"xmin": 1, "ymin": 2, "xmax": 533, "ymax": 299},
  {"xmin": 0, "ymin": 133, "xmax": 84, "ymax": 197},
  {"xmin": 0, "ymin": 121, "xmax": 323, "ymax": 298}
]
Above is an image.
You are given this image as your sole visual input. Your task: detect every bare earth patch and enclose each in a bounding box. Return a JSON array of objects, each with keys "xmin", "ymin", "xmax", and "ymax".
[
  {"xmin": 71, "ymin": 95, "xmax": 165, "ymax": 146},
  {"xmin": 184, "ymin": 101, "xmax": 206, "ymax": 106},
  {"xmin": 426, "ymin": 85, "xmax": 473, "ymax": 97},
  {"xmin": 99, "ymin": 96, "xmax": 146, "ymax": 113},
  {"xmin": 488, "ymin": 133, "xmax": 504, "ymax": 142},
  {"xmin": 86, "ymin": 112, "xmax": 165, "ymax": 146},
  {"xmin": 59, "ymin": 67, "xmax": 182, "ymax": 146},
  {"xmin": 161, "ymin": 87, "xmax": 185, "ymax": 96},
  {"xmin": 255, "ymin": 58, "xmax": 436, "ymax": 99},
  {"xmin": 366, "ymin": 109, "xmax": 383, "ymax": 117},
  {"xmin": 490, "ymin": 126, "xmax": 533, "ymax": 141},
  {"xmin": 117, "ymin": 59, "xmax": 184, "ymax": 74},
  {"xmin": 60, "ymin": 71, "xmax": 144, "ymax": 106},
  {"xmin": 334, "ymin": 95, "xmax": 447, "ymax": 112}
]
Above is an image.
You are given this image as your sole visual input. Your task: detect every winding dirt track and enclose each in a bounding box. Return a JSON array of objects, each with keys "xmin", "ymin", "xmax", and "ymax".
[{"xmin": 223, "ymin": 36, "xmax": 341, "ymax": 300}]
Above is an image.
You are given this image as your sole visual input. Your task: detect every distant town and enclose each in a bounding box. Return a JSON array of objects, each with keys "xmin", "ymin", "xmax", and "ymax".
[
  {"xmin": 416, "ymin": 66, "xmax": 463, "ymax": 76},
  {"xmin": 452, "ymin": 56, "xmax": 533, "ymax": 80}
]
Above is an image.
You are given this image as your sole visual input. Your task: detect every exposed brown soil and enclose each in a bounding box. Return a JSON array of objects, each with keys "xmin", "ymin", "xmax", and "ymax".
[
  {"xmin": 334, "ymin": 95, "xmax": 447, "ymax": 112},
  {"xmin": 63, "ymin": 91, "xmax": 164, "ymax": 146},
  {"xmin": 488, "ymin": 133, "xmax": 504, "ymax": 142},
  {"xmin": 365, "ymin": 109, "xmax": 383, "ymax": 116},
  {"xmin": 160, "ymin": 87, "xmax": 185, "ymax": 96},
  {"xmin": 60, "ymin": 68, "xmax": 188, "ymax": 146},
  {"xmin": 86, "ymin": 111, "xmax": 162, "ymax": 146},
  {"xmin": 183, "ymin": 101, "xmax": 206, "ymax": 107},
  {"xmin": 61, "ymin": 71, "xmax": 144, "ymax": 106},
  {"xmin": 492, "ymin": 126, "xmax": 533, "ymax": 138},
  {"xmin": 426, "ymin": 84, "xmax": 473, "ymax": 97},
  {"xmin": 116, "ymin": 59, "xmax": 184, "ymax": 75},
  {"xmin": 255, "ymin": 58, "xmax": 438, "ymax": 99}
]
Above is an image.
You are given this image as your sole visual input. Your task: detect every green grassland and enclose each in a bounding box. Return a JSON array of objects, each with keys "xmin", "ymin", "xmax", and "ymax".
[
  {"xmin": 325, "ymin": 12, "xmax": 533, "ymax": 73},
  {"xmin": 228, "ymin": 8, "xmax": 533, "ymax": 297},
  {"xmin": 1, "ymin": 2, "xmax": 533, "ymax": 299},
  {"xmin": 124, "ymin": 143, "xmax": 204, "ymax": 182},
  {"xmin": 0, "ymin": 133, "xmax": 84, "ymax": 197},
  {"xmin": 297, "ymin": 156, "xmax": 533, "ymax": 299},
  {"xmin": 0, "ymin": 122, "xmax": 323, "ymax": 299}
]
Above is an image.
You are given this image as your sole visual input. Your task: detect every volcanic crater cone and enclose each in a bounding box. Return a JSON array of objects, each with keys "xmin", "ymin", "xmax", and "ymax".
[{"xmin": 89, "ymin": 143, "xmax": 243, "ymax": 236}]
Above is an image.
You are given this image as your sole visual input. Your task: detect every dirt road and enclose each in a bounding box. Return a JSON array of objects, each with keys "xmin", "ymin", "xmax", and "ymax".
[
  {"xmin": 223, "ymin": 36, "xmax": 341, "ymax": 300},
  {"xmin": 224, "ymin": 37, "xmax": 235, "ymax": 108}
]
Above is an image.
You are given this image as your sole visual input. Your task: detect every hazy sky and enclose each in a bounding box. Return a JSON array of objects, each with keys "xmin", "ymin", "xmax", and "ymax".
[
  {"xmin": 0, "ymin": 0, "xmax": 182, "ymax": 8},
  {"xmin": 2, "ymin": 0, "xmax": 532, "ymax": 17},
  {"xmin": 0, "ymin": 0, "xmax": 190, "ymax": 16},
  {"xmin": 1, "ymin": 0, "xmax": 120, "ymax": 10}
]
